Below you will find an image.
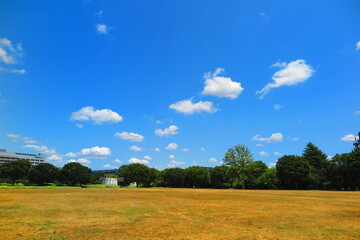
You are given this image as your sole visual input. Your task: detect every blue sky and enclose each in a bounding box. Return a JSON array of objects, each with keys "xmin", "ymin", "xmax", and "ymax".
[{"xmin": 1, "ymin": 0, "xmax": 360, "ymax": 170}]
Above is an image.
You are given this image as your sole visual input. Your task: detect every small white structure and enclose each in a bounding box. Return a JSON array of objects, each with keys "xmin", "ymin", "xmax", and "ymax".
[{"xmin": 101, "ymin": 177, "xmax": 118, "ymax": 186}]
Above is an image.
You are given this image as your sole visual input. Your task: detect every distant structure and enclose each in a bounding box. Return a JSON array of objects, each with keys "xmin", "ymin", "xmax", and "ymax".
[
  {"xmin": 354, "ymin": 132, "xmax": 360, "ymax": 148},
  {"xmin": 0, "ymin": 149, "xmax": 46, "ymax": 166},
  {"xmin": 100, "ymin": 177, "xmax": 118, "ymax": 186},
  {"xmin": 92, "ymin": 169, "xmax": 118, "ymax": 175}
]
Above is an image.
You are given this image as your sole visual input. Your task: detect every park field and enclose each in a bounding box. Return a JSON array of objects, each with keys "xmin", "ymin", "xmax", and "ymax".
[{"xmin": 0, "ymin": 188, "xmax": 359, "ymax": 240}]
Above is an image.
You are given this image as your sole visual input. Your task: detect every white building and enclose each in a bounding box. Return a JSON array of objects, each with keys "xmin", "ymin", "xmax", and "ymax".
[
  {"xmin": 0, "ymin": 149, "xmax": 46, "ymax": 166},
  {"xmin": 101, "ymin": 177, "xmax": 118, "ymax": 186}
]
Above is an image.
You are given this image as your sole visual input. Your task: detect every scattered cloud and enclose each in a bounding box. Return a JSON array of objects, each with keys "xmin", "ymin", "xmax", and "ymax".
[
  {"xmin": 128, "ymin": 157, "xmax": 149, "ymax": 164},
  {"xmin": 154, "ymin": 148, "xmax": 160, "ymax": 152},
  {"xmin": 200, "ymin": 147, "xmax": 206, "ymax": 151},
  {"xmin": 202, "ymin": 68, "xmax": 244, "ymax": 99},
  {"xmin": 114, "ymin": 159, "xmax": 122, "ymax": 164},
  {"xmin": 95, "ymin": 10, "xmax": 104, "ymax": 18},
  {"xmin": 169, "ymin": 98, "xmax": 217, "ymax": 114},
  {"xmin": 169, "ymin": 154, "xmax": 175, "ymax": 159},
  {"xmin": 268, "ymin": 162, "xmax": 276, "ymax": 168},
  {"xmin": 208, "ymin": 158, "xmax": 217, "ymax": 163},
  {"xmin": 166, "ymin": 143, "xmax": 178, "ymax": 150},
  {"xmin": 75, "ymin": 123, "xmax": 83, "ymax": 128},
  {"xmin": 155, "ymin": 125, "xmax": 179, "ymax": 137},
  {"xmin": 103, "ymin": 164, "xmax": 117, "ymax": 169},
  {"xmin": 182, "ymin": 148, "xmax": 189, "ymax": 152},
  {"xmin": 115, "ymin": 132, "xmax": 144, "ymax": 142},
  {"xmin": 356, "ymin": 41, "xmax": 360, "ymax": 51},
  {"xmin": 66, "ymin": 152, "xmax": 78, "ymax": 158},
  {"xmin": 341, "ymin": 134, "xmax": 359, "ymax": 142},
  {"xmin": 256, "ymin": 60, "xmax": 314, "ymax": 99},
  {"xmin": 292, "ymin": 137, "xmax": 299, "ymax": 141},
  {"xmin": 6, "ymin": 133, "xmax": 21, "ymax": 139},
  {"xmin": 129, "ymin": 146, "xmax": 142, "ymax": 152},
  {"xmin": 166, "ymin": 164, "xmax": 176, "ymax": 168},
  {"xmin": 170, "ymin": 160, "xmax": 185, "ymax": 165},
  {"xmin": 144, "ymin": 155, "xmax": 152, "ymax": 160},
  {"xmin": 95, "ymin": 24, "xmax": 112, "ymax": 34},
  {"xmin": 259, "ymin": 12, "xmax": 270, "ymax": 21},
  {"xmin": 0, "ymin": 38, "xmax": 26, "ymax": 74},
  {"xmin": 47, "ymin": 154, "xmax": 63, "ymax": 161},
  {"xmin": 69, "ymin": 158, "xmax": 91, "ymax": 166},
  {"xmin": 255, "ymin": 143, "xmax": 263, "ymax": 147},
  {"xmin": 327, "ymin": 155, "xmax": 333, "ymax": 160},
  {"xmin": 24, "ymin": 139, "xmax": 38, "ymax": 144},
  {"xmin": 80, "ymin": 146, "xmax": 111, "ymax": 158},
  {"xmin": 23, "ymin": 144, "xmax": 55, "ymax": 155},
  {"xmin": 71, "ymin": 106, "xmax": 123, "ymax": 125},
  {"xmin": 259, "ymin": 151, "xmax": 269, "ymax": 157},
  {"xmin": 0, "ymin": 67, "xmax": 26, "ymax": 74},
  {"xmin": 274, "ymin": 104, "xmax": 284, "ymax": 110},
  {"xmin": 274, "ymin": 152, "xmax": 283, "ymax": 156},
  {"xmin": 253, "ymin": 133, "xmax": 283, "ymax": 143},
  {"xmin": 355, "ymin": 110, "xmax": 360, "ymax": 115}
]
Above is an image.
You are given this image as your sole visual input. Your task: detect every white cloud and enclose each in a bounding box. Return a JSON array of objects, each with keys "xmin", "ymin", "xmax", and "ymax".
[
  {"xmin": 255, "ymin": 144, "xmax": 263, "ymax": 147},
  {"xmin": 155, "ymin": 125, "xmax": 179, "ymax": 137},
  {"xmin": 95, "ymin": 24, "xmax": 111, "ymax": 34},
  {"xmin": 6, "ymin": 133, "xmax": 21, "ymax": 139},
  {"xmin": 0, "ymin": 38, "xmax": 24, "ymax": 64},
  {"xmin": 66, "ymin": 152, "xmax": 78, "ymax": 158},
  {"xmin": 355, "ymin": 110, "xmax": 360, "ymax": 115},
  {"xmin": 268, "ymin": 162, "xmax": 276, "ymax": 168},
  {"xmin": 47, "ymin": 154, "xmax": 63, "ymax": 161},
  {"xmin": 170, "ymin": 160, "xmax": 185, "ymax": 165},
  {"xmin": 356, "ymin": 41, "xmax": 360, "ymax": 51},
  {"xmin": 208, "ymin": 158, "xmax": 217, "ymax": 163},
  {"xmin": 154, "ymin": 148, "xmax": 160, "ymax": 152},
  {"xmin": 274, "ymin": 104, "xmax": 284, "ymax": 110},
  {"xmin": 182, "ymin": 148, "xmax": 189, "ymax": 152},
  {"xmin": 95, "ymin": 10, "xmax": 104, "ymax": 18},
  {"xmin": 115, "ymin": 132, "xmax": 144, "ymax": 142},
  {"xmin": 129, "ymin": 146, "xmax": 142, "ymax": 152},
  {"xmin": 114, "ymin": 159, "xmax": 122, "ymax": 164},
  {"xmin": 292, "ymin": 137, "xmax": 299, "ymax": 141},
  {"xmin": 259, "ymin": 151, "xmax": 269, "ymax": 157},
  {"xmin": 144, "ymin": 155, "xmax": 152, "ymax": 160},
  {"xmin": 341, "ymin": 134, "xmax": 359, "ymax": 142},
  {"xmin": 80, "ymin": 146, "xmax": 111, "ymax": 158},
  {"xmin": 23, "ymin": 144, "xmax": 55, "ymax": 155},
  {"xmin": 202, "ymin": 68, "xmax": 244, "ymax": 99},
  {"xmin": 103, "ymin": 164, "xmax": 117, "ymax": 169},
  {"xmin": 71, "ymin": 106, "xmax": 123, "ymax": 125},
  {"xmin": 169, "ymin": 154, "xmax": 175, "ymax": 159},
  {"xmin": 259, "ymin": 12, "xmax": 270, "ymax": 21},
  {"xmin": 327, "ymin": 155, "xmax": 333, "ymax": 160},
  {"xmin": 128, "ymin": 157, "xmax": 149, "ymax": 164},
  {"xmin": 200, "ymin": 147, "xmax": 206, "ymax": 151},
  {"xmin": 24, "ymin": 139, "xmax": 37, "ymax": 144},
  {"xmin": 166, "ymin": 143, "xmax": 178, "ymax": 150},
  {"xmin": 253, "ymin": 133, "xmax": 283, "ymax": 143},
  {"xmin": 256, "ymin": 60, "xmax": 314, "ymax": 99},
  {"xmin": 75, "ymin": 123, "xmax": 83, "ymax": 128},
  {"xmin": 169, "ymin": 98, "xmax": 217, "ymax": 114},
  {"xmin": 0, "ymin": 67, "xmax": 26, "ymax": 74},
  {"xmin": 69, "ymin": 158, "xmax": 91, "ymax": 166},
  {"xmin": 274, "ymin": 152, "xmax": 283, "ymax": 156},
  {"xmin": 167, "ymin": 164, "xmax": 176, "ymax": 168}
]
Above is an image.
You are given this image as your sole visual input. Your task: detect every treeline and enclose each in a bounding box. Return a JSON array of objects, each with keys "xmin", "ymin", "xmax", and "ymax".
[{"xmin": 0, "ymin": 142, "xmax": 359, "ymax": 190}]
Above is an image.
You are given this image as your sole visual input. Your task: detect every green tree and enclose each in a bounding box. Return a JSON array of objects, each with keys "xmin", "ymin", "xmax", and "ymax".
[
  {"xmin": 0, "ymin": 160, "xmax": 31, "ymax": 185},
  {"xmin": 210, "ymin": 166, "xmax": 230, "ymax": 189},
  {"xmin": 347, "ymin": 147, "xmax": 360, "ymax": 190},
  {"xmin": 245, "ymin": 161, "xmax": 268, "ymax": 189},
  {"xmin": 117, "ymin": 163, "xmax": 155, "ymax": 187},
  {"xmin": 276, "ymin": 155, "xmax": 310, "ymax": 189},
  {"xmin": 223, "ymin": 144, "xmax": 254, "ymax": 189},
  {"xmin": 162, "ymin": 167, "xmax": 185, "ymax": 187},
  {"xmin": 325, "ymin": 153, "xmax": 350, "ymax": 190},
  {"xmin": 184, "ymin": 166, "xmax": 210, "ymax": 188},
  {"xmin": 257, "ymin": 168, "xmax": 279, "ymax": 189},
  {"xmin": 28, "ymin": 163, "xmax": 59, "ymax": 185},
  {"xmin": 302, "ymin": 142, "xmax": 328, "ymax": 189},
  {"xmin": 59, "ymin": 162, "xmax": 92, "ymax": 186}
]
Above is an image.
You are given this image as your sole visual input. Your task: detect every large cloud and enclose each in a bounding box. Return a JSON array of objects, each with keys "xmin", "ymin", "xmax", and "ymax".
[
  {"xmin": 155, "ymin": 125, "xmax": 179, "ymax": 137},
  {"xmin": 23, "ymin": 144, "xmax": 56, "ymax": 155},
  {"xmin": 256, "ymin": 60, "xmax": 314, "ymax": 99},
  {"xmin": 253, "ymin": 133, "xmax": 283, "ymax": 143},
  {"xmin": 128, "ymin": 157, "xmax": 149, "ymax": 164},
  {"xmin": 80, "ymin": 146, "xmax": 111, "ymax": 158},
  {"xmin": 202, "ymin": 68, "xmax": 244, "ymax": 99},
  {"xmin": 71, "ymin": 106, "xmax": 123, "ymax": 125},
  {"xmin": 341, "ymin": 134, "xmax": 359, "ymax": 142},
  {"xmin": 115, "ymin": 132, "xmax": 144, "ymax": 142},
  {"xmin": 169, "ymin": 99, "xmax": 217, "ymax": 114},
  {"xmin": 0, "ymin": 38, "xmax": 26, "ymax": 74}
]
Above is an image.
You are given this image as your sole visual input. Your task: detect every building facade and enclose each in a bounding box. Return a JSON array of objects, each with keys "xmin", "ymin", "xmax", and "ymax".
[{"xmin": 0, "ymin": 149, "xmax": 46, "ymax": 166}]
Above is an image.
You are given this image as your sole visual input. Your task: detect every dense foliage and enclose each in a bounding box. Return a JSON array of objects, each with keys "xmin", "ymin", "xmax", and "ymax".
[{"xmin": 0, "ymin": 142, "xmax": 359, "ymax": 190}]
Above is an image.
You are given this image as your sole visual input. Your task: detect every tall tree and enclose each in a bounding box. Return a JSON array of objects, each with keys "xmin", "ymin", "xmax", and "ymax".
[
  {"xmin": 245, "ymin": 161, "xmax": 268, "ymax": 189},
  {"xmin": 210, "ymin": 166, "xmax": 229, "ymax": 189},
  {"xmin": 184, "ymin": 166, "xmax": 210, "ymax": 188},
  {"xmin": 223, "ymin": 144, "xmax": 254, "ymax": 189},
  {"xmin": 276, "ymin": 155, "xmax": 310, "ymax": 190},
  {"xmin": 257, "ymin": 168, "xmax": 279, "ymax": 189},
  {"xmin": 117, "ymin": 163, "xmax": 155, "ymax": 187},
  {"xmin": 302, "ymin": 142, "xmax": 328, "ymax": 189},
  {"xmin": 162, "ymin": 167, "xmax": 186, "ymax": 188},
  {"xmin": 59, "ymin": 162, "xmax": 92, "ymax": 186},
  {"xmin": 0, "ymin": 160, "xmax": 31, "ymax": 185},
  {"xmin": 28, "ymin": 163, "xmax": 59, "ymax": 185}
]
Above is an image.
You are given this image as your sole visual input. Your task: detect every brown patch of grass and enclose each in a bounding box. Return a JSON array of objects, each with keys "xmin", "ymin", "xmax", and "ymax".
[{"xmin": 0, "ymin": 188, "xmax": 359, "ymax": 239}]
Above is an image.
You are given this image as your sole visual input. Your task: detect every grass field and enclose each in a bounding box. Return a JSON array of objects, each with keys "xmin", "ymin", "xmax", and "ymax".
[{"xmin": 0, "ymin": 188, "xmax": 359, "ymax": 240}]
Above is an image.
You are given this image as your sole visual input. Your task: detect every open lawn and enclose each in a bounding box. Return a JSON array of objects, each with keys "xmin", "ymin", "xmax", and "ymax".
[{"xmin": 0, "ymin": 188, "xmax": 359, "ymax": 240}]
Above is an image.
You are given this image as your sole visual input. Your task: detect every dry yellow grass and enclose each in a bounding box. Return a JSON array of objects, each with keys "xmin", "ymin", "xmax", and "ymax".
[{"xmin": 0, "ymin": 188, "xmax": 359, "ymax": 240}]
